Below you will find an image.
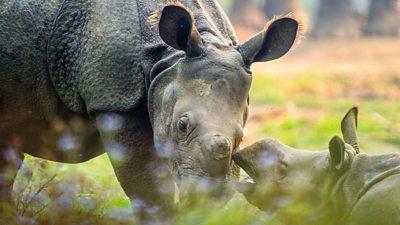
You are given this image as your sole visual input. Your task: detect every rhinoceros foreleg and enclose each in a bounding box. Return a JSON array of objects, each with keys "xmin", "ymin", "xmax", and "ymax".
[
  {"xmin": 96, "ymin": 109, "xmax": 175, "ymax": 220},
  {"xmin": 0, "ymin": 146, "xmax": 24, "ymax": 217}
]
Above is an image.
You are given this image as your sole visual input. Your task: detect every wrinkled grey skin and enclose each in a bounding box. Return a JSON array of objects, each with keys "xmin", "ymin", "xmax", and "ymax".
[
  {"xmin": 234, "ymin": 107, "xmax": 400, "ymax": 225},
  {"xmin": 0, "ymin": 0, "xmax": 299, "ymax": 215}
]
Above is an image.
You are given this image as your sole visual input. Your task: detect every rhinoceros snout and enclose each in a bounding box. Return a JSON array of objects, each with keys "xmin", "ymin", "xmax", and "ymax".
[
  {"xmin": 195, "ymin": 134, "xmax": 233, "ymax": 178},
  {"xmin": 207, "ymin": 135, "xmax": 232, "ymax": 160}
]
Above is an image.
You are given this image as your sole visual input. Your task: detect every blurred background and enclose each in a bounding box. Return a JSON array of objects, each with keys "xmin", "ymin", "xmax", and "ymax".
[
  {"xmin": 220, "ymin": 0, "xmax": 400, "ymax": 151},
  {"xmin": 13, "ymin": 1, "xmax": 400, "ymax": 224}
]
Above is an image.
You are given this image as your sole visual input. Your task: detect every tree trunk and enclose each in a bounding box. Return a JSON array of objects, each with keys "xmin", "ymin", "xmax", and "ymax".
[
  {"xmin": 263, "ymin": 0, "xmax": 301, "ymax": 20},
  {"xmin": 313, "ymin": 0, "xmax": 361, "ymax": 38},
  {"xmin": 365, "ymin": 0, "xmax": 400, "ymax": 36},
  {"xmin": 230, "ymin": 0, "xmax": 264, "ymax": 29},
  {"xmin": 231, "ymin": 0, "xmax": 253, "ymax": 25}
]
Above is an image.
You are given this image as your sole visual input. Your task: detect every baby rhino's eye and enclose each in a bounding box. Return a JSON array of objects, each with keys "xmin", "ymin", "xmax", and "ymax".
[{"xmin": 276, "ymin": 161, "xmax": 288, "ymax": 178}]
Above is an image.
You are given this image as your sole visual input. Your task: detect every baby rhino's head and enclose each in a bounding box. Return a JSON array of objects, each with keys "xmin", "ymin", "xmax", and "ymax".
[{"xmin": 233, "ymin": 107, "xmax": 359, "ymax": 216}]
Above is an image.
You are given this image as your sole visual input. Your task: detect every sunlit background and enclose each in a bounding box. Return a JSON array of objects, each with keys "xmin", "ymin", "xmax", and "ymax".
[{"xmin": 11, "ymin": 0, "xmax": 400, "ymax": 224}]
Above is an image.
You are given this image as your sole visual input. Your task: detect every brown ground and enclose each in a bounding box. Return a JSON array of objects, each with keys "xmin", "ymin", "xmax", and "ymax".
[
  {"xmin": 234, "ymin": 21, "xmax": 400, "ymax": 77},
  {"xmin": 251, "ymin": 38, "xmax": 400, "ymax": 76}
]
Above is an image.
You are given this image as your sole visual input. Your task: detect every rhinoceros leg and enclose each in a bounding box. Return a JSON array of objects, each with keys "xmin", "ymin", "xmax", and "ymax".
[
  {"xmin": 0, "ymin": 146, "xmax": 24, "ymax": 216},
  {"xmin": 96, "ymin": 108, "xmax": 175, "ymax": 219}
]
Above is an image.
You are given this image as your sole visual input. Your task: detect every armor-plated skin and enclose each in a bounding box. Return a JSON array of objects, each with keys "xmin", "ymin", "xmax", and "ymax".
[
  {"xmin": 0, "ymin": 0, "xmax": 300, "ymax": 215},
  {"xmin": 234, "ymin": 107, "xmax": 400, "ymax": 225}
]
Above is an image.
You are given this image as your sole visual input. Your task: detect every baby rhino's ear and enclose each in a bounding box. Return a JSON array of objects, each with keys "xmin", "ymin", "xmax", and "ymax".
[
  {"xmin": 341, "ymin": 107, "xmax": 359, "ymax": 153},
  {"xmin": 329, "ymin": 136, "xmax": 352, "ymax": 173}
]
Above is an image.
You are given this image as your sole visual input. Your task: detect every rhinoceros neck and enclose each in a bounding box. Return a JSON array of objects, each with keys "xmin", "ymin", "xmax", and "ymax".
[{"xmin": 137, "ymin": 0, "xmax": 239, "ymax": 88}]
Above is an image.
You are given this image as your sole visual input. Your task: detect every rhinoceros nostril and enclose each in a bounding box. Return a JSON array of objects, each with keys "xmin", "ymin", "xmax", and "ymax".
[{"xmin": 209, "ymin": 136, "xmax": 232, "ymax": 160}]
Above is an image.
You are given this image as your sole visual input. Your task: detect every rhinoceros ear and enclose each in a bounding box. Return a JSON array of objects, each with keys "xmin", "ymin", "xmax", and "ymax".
[
  {"xmin": 239, "ymin": 17, "xmax": 300, "ymax": 67},
  {"xmin": 329, "ymin": 136, "xmax": 349, "ymax": 172},
  {"xmin": 158, "ymin": 4, "xmax": 204, "ymax": 57},
  {"xmin": 341, "ymin": 107, "xmax": 359, "ymax": 153}
]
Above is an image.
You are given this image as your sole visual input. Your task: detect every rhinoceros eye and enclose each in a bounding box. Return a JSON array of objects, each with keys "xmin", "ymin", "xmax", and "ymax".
[
  {"xmin": 276, "ymin": 161, "xmax": 288, "ymax": 178},
  {"xmin": 177, "ymin": 117, "xmax": 189, "ymax": 133}
]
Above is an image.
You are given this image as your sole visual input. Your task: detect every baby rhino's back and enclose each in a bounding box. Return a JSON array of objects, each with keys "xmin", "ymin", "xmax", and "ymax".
[
  {"xmin": 344, "ymin": 154, "xmax": 400, "ymax": 225},
  {"xmin": 347, "ymin": 172, "xmax": 400, "ymax": 225}
]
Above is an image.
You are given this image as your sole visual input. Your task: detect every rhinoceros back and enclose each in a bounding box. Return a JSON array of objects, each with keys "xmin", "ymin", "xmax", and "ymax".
[
  {"xmin": 48, "ymin": 0, "xmax": 237, "ymax": 114},
  {"xmin": 339, "ymin": 153, "xmax": 400, "ymax": 222},
  {"xmin": 48, "ymin": 0, "xmax": 146, "ymax": 113},
  {"xmin": 0, "ymin": 0, "xmax": 64, "ymax": 122},
  {"xmin": 2, "ymin": 0, "xmax": 237, "ymax": 115}
]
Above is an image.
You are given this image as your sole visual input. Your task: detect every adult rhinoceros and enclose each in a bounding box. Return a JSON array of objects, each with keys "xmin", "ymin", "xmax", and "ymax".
[{"xmin": 0, "ymin": 0, "xmax": 300, "ymax": 215}]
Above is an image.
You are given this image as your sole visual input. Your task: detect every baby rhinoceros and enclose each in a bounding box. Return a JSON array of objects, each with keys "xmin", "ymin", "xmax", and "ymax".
[{"xmin": 233, "ymin": 107, "xmax": 400, "ymax": 225}]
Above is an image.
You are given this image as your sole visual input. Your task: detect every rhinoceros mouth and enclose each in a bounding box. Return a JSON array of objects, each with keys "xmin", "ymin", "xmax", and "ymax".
[
  {"xmin": 174, "ymin": 173, "xmax": 235, "ymax": 201},
  {"xmin": 173, "ymin": 160, "xmax": 233, "ymax": 182},
  {"xmin": 171, "ymin": 161, "xmax": 234, "ymax": 196}
]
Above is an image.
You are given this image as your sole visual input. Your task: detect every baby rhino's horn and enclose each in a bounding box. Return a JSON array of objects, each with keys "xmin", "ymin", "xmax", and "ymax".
[{"xmin": 341, "ymin": 107, "xmax": 359, "ymax": 153}]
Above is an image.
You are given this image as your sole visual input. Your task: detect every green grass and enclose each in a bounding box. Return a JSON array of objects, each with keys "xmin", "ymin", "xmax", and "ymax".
[{"xmin": 249, "ymin": 72, "xmax": 400, "ymax": 153}]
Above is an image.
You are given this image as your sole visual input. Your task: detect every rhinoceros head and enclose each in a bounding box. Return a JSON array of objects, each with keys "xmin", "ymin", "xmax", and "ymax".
[
  {"xmin": 233, "ymin": 107, "xmax": 359, "ymax": 213},
  {"xmin": 148, "ymin": 4, "xmax": 300, "ymax": 200}
]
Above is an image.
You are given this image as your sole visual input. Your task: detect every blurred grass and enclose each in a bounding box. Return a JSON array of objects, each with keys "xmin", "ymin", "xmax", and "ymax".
[
  {"xmin": 13, "ymin": 155, "xmax": 272, "ymax": 225},
  {"xmin": 246, "ymin": 72, "xmax": 400, "ymax": 154}
]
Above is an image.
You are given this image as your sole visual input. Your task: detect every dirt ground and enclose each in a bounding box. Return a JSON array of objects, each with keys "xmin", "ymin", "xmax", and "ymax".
[
  {"xmin": 251, "ymin": 37, "xmax": 400, "ymax": 77},
  {"xmin": 233, "ymin": 21, "xmax": 400, "ymax": 76}
]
